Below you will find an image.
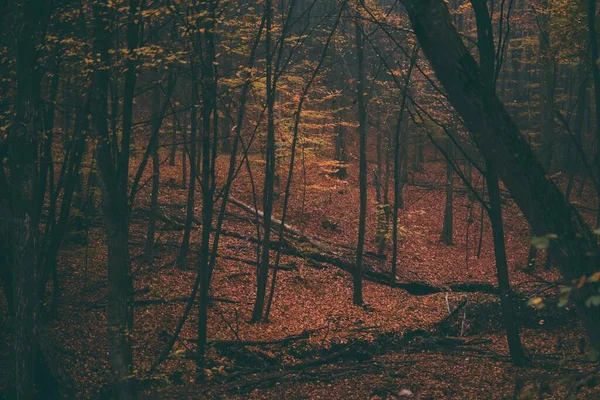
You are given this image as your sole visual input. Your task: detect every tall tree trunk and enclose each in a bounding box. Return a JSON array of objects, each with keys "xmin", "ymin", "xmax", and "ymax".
[
  {"xmin": 440, "ymin": 137, "xmax": 454, "ymax": 245},
  {"xmin": 169, "ymin": 112, "xmax": 177, "ymax": 166},
  {"xmin": 487, "ymin": 163, "xmax": 528, "ymax": 365},
  {"xmin": 90, "ymin": 2, "xmax": 137, "ymax": 398},
  {"xmin": 252, "ymin": 0, "xmax": 276, "ymax": 321},
  {"xmin": 354, "ymin": 17, "xmax": 366, "ymax": 306},
  {"xmin": 264, "ymin": 3, "xmax": 345, "ymax": 319},
  {"xmin": 196, "ymin": 0, "xmax": 218, "ymax": 379},
  {"xmin": 587, "ymin": 0, "xmax": 600, "ymax": 228},
  {"xmin": 178, "ymin": 98, "xmax": 198, "ymax": 269},
  {"xmin": 472, "ymin": 0, "xmax": 527, "ymax": 364},
  {"xmin": 391, "ymin": 45, "xmax": 418, "ymax": 282},
  {"xmin": 144, "ymin": 83, "xmax": 162, "ymax": 264},
  {"xmin": 566, "ymin": 65, "xmax": 588, "ymax": 201},
  {"xmin": 538, "ymin": 0, "xmax": 556, "ymax": 171},
  {"xmin": 2, "ymin": 1, "xmax": 47, "ymax": 396}
]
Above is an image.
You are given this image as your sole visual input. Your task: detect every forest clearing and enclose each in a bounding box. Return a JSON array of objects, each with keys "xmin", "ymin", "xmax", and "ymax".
[{"xmin": 1, "ymin": 0, "xmax": 600, "ymax": 399}]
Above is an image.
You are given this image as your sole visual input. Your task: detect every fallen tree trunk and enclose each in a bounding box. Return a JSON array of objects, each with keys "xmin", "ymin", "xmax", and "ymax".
[
  {"xmin": 228, "ymin": 197, "xmax": 337, "ymax": 256},
  {"xmin": 72, "ymin": 296, "xmax": 241, "ymax": 310},
  {"xmin": 218, "ymin": 254, "xmax": 298, "ymax": 271},
  {"xmin": 219, "ymin": 230, "xmax": 497, "ymax": 295}
]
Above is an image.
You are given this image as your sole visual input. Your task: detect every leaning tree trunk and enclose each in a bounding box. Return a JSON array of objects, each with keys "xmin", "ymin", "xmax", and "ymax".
[{"xmin": 401, "ymin": 0, "xmax": 600, "ymax": 353}]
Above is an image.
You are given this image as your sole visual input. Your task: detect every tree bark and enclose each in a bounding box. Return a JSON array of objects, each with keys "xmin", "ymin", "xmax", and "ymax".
[
  {"xmin": 90, "ymin": 3, "xmax": 136, "ymax": 398},
  {"xmin": 252, "ymin": 0, "xmax": 276, "ymax": 321},
  {"xmin": 354, "ymin": 17, "xmax": 366, "ymax": 306},
  {"xmin": 587, "ymin": 0, "xmax": 600, "ymax": 228},
  {"xmin": 440, "ymin": 137, "xmax": 454, "ymax": 245}
]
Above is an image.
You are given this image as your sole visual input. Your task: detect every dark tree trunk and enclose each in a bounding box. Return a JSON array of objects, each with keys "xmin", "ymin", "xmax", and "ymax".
[
  {"xmin": 3, "ymin": 2, "xmax": 45, "ymax": 397},
  {"xmin": 90, "ymin": 2, "xmax": 138, "ymax": 398},
  {"xmin": 391, "ymin": 45, "xmax": 418, "ymax": 282},
  {"xmin": 252, "ymin": 0, "xmax": 277, "ymax": 321},
  {"xmin": 196, "ymin": 0, "xmax": 218, "ymax": 379},
  {"xmin": 182, "ymin": 111, "xmax": 188, "ymax": 188},
  {"xmin": 566, "ymin": 65, "xmax": 588, "ymax": 201},
  {"xmin": 487, "ymin": 163, "xmax": 528, "ymax": 365},
  {"xmin": 354, "ymin": 18, "xmax": 366, "ymax": 306},
  {"xmin": 538, "ymin": 0, "xmax": 556, "ymax": 171},
  {"xmin": 178, "ymin": 96, "xmax": 198, "ymax": 270},
  {"xmin": 144, "ymin": 83, "xmax": 161, "ymax": 265},
  {"xmin": 170, "ymin": 112, "xmax": 177, "ymax": 166},
  {"xmin": 440, "ymin": 137, "xmax": 454, "ymax": 245},
  {"xmin": 587, "ymin": 0, "xmax": 600, "ymax": 228}
]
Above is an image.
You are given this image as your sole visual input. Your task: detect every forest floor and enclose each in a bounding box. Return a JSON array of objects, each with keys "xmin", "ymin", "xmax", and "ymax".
[{"xmin": 1, "ymin": 142, "xmax": 599, "ymax": 399}]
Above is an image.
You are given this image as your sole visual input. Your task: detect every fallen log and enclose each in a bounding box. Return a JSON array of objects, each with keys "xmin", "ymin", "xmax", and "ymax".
[
  {"xmin": 71, "ymin": 296, "xmax": 242, "ymax": 310},
  {"xmin": 228, "ymin": 197, "xmax": 336, "ymax": 255},
  {"xmin": 219, "ymin": 230, "xmax": 497, "ymax": 295},
  {"xmin": 181, "ymin": 330, "xmax": 312, "ymax": 347},
  {"xmin": 218, "ymin": 254, "xmax": 298, "ymax": 271}
]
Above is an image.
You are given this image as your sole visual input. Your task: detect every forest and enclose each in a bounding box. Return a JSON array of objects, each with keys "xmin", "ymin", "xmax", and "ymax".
[{"xmin": 2, "ymin": 0, "xmax": 600, "ymax": 398}]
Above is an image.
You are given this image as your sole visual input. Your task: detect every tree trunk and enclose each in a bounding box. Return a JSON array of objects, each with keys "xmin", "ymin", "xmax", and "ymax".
[
  {"xmin": 566, "ymin": 65, "xmax": 588, "ymax": 201},
  {"xmin": 587, "ymin": 0, "xmax": 600, "ymax": 228},
  {"xmin": 252, "ymin": 0, "xmax": 275, "ymax": 321},
  {"xmin": 170, "ymin": 112, "xmax": 177, "ymax": 166},
  {"xmin": 178, "ymin": 98, "xmax": 198, "ymax": 270},
  {"xmin": 354, "ymin": 18, "xmax": 366, "ymax": 306},
  {"xmin": 391, "ymin": 45, "xmax": 419, "ymax": 282},
  {"xmin": 145, "ymin": 83, "xmax": 161, "ymax": 265},
  {"xmin": 2, "ymin": 2, "xmax": 46, "ymax": 396},
  {"xmin": 538, "ymin": 0, "xmax": 556, "ymax": 171},
  {"xmin": 196, "ymin": 0, "xmax": 218, "ymax": 379},
  {"xmin": 90, "ymin": 2, "xmax": 137, "ymax": 398},
  {"xmin": 471, "ymin": 0, "xmax": 526, "ymax": 365},
  {"xmin": 487, "ymin": 163, "xmax": 528, "ymax": 365},
  {"xmin": 440, "ymin": 137, "xmax": 454, "ymax": 245}
]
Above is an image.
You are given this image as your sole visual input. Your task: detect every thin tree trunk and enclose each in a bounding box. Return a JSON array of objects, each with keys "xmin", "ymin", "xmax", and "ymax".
[
  {"xmin": 196, "ymin": 0, "xmax": 218, "ymax": 379},
  {"xmin": 178, "ymin": 97, "xmax": 198, "ymax": 270},
  {"xmin": 264, "ymin": 3, "xmax": 345, "ymax": 320},
  {"xmin": 145, "ymin": 83, "xmax": 161, "ymax": 265},
  {"xmin": 440, "ymin": 137, "xmax": 454, "ymax": 245},
  {"xmin": 252, "ymin": 0, "xmax": 279, "ymax": 321},
  {"xmin": 566, "ymin": 65, "xmax": 588, "ymax": 201},
  {"xmin": 587, "ymin": 0, "xmax": 600, "ymax": 228},
  {"xmin": 472, "ymin": 0, "xmax": 526, "ymax": 365},
  {"xmin": 354, "ymin": 18, "xmax": 366, "ymax": 306},
  {"xmin": 170, "ymin": 112, "xmax": 177, "ymax": 166},
  {"xmin": 90, "ymin": 2, "xmax": 137, "ymax": 398},
  {"xmin": 487, "ymin": 163, "xmax": 528, "ymax": 365},
  {"xmin": 391, "ymin": 45, "xmax": 419, "ymax": 282}
]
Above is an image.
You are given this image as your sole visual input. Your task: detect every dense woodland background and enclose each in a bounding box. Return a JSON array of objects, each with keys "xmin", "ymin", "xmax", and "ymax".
[{"xmin": 2, "ymin": 0, "xmax": 600, "ymax": 398}]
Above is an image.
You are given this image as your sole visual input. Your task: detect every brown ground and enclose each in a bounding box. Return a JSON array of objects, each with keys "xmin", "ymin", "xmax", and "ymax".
[{"xmin": 1, "ymin": 139, "xmax": 599, "ymax": 399}]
